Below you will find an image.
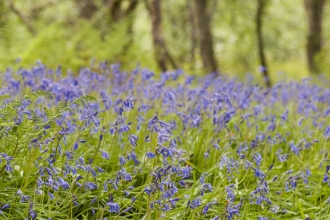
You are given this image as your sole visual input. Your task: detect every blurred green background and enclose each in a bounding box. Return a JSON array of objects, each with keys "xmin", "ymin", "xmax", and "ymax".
[{"xmin": 0, "ymin": 0, "xmax": 329, "ymax": 83}]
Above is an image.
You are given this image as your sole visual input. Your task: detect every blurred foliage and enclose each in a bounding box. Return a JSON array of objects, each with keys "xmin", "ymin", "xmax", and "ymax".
[{"xmin": 0, "ymin": 0, "xmax": 330, "ymax": 80}]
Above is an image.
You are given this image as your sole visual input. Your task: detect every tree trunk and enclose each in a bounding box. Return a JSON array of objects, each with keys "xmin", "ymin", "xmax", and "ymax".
[
  {"xmin": 75, "ymin": 0, "xmax": 98, "ymax": 20},
  {"xmin": 186, "ymin": 0, "xmax": 197, "ymax": 66},
  {"xmin": 304, "ymin": 0, "xmax": 326, "ymax": 74},
  {"xmin": 194, "ymin": 0, "xmax": 218, "ymax": 73},
  {"xmin": 149, "ymin": 0, "xmax": 177, "ymax": 71},
  {"xmin": 256, "ymin": 0, "xmax": 271, "ymax": 88},
  {"xmin": 109, "ymin": 0, "xmax": 122, "ymax": 22}
]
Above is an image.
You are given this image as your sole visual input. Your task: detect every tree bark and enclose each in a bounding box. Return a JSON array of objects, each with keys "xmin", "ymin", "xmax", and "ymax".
[
  {"xmin": 149, "ymin": 0, "xmax": 177, "ymax": 71},
  {"xmin": 109, "ymin": 0, "xmax": 122, "ymax": 22},
  {"xmin": 75, "ymin": 0, "xmax": 98, "ymax": 20},
  {"xmin": 304, "ymin": 0, "xmax": 326, "ymax": 74},
  {"xmin": 186, "ymin": 0, "xmax": 196, "ymax": 66},
  {"xmin": 256, "ymin": 0, "xmax": 271, "ymax": 88},
  {"xmin": 194, "ymin": 0, "xmax": 218, "ymax": 73}
]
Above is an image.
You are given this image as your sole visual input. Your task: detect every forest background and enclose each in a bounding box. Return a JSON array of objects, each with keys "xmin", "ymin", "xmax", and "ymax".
[{"xmin": 0, "ymin": 0, "xmax": 329, "ymax": 86}]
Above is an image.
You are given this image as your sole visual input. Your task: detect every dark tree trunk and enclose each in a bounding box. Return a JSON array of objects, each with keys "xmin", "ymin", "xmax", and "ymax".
[
  {"xmin": 75, "ymin": 0, "xmax": 98, "ymax": 19},
  {"xmin": 186, "ymin": 0, "xmax": 197, "ymax": 66},
  {"xmin": 194, "ymin": 0, "xmax": 218, "ymax": 73},
  {"xmin": 109, "ymin": 0, "xmax": 122, "ymax": 22},
  {"xmin": 304, "ymin": 0, "xmax": 326, "ymax": 74},
  {"xmin": 256, "ymin": 0, "xmax": 271, "ymax": 88},
  {"xmin": 149, "ymin": 0, "xmax": 177, "ymax": 71}
]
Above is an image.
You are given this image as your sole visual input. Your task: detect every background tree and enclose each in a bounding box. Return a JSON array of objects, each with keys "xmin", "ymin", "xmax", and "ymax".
[
  {"xmin": 256, "ymin": 0, "xmax": 271, "ymax": 88},
  {"xmin": 186, "ymin": 0, "xmax": 197, "ymax": 68},
  {"xmin": 194, "ymin": 0, "xmax": 218, "ymax": 73},
  {"xmin": 75, "ymin": 0, "xmax": 98, "ymax": 19},
  {"xmin": 304, "ymin": 0, "xmax": 326, "ymax": 74},
  {"xmin": 148, "ymin": 0, "xmax": 177, "ymax": 71},
  {"xmin": 2, "ymin": 0, "xmax": 330, "ymax": 82}
]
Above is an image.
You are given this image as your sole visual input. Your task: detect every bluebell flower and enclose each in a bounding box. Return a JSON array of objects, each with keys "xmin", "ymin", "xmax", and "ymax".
[
  {"xmin": 123, "ymin": 98, "xmax": 134, "ymax": 109},
  {"xmin": 73, "ymin": 142, "xmax": 79, "ymax": 150},
  {"xmin": 146, "ymin": 152, "xmax": 156, "ymax": 158},
  {"xmin": 253, "ymin": 168, "xmax": 266, "ymax": 179},
  {"xmin": 107, "ymin": 202, "xmax": 120, "ymax": 213},
  {"xmin": 129, "ymin": 135, "xmax": 138, "ymax": 147},
  {"xmin": 213, "ymin": 141, "xmax": 220, "ymax": 150},
  {"xmin": 64, "ymin": 151, "xmax": 74, "ymax": 160},
  {"xmin": 119, "ymin": 124, "xmax": 130, "ymax": 134},
  {"xmin": 85, "ymin": 182, "xmax": 98, "ymax": 190},
  {"xmin": 48, "ymin": 192, "xmax": 55, "ymax": 200},
  {"xmin": 181, "ymin": 167, "xmax": 192, "ymax": 178},
  {"xmin": 122, "ymin": 206, "xmax": 133, "ymax": 213},
  {"xmin": 185, "ymin": 75, "xmax": 195, "ymax": 85},
  {"xmin": 58, "ymin": 177, "xmax": 70, "ymax": 189},
  {"xmin": 202, "ymin": 203, "xmax": 211, "ymax": 215},
  {"xmin": 1, "ymin": 204, "xmax": 10, "ymax": 210},
  {"xmin": 101, "ymin": 150, "xmax": 110, "ymax": 160},
  {"xmin": 103, "ymin": 182, "xmax": 108, "ymax": 192},
  {"xmin": 325, "ymin": 126, "xmax": 330, "ymax": 139},
  {"xmin": 179, "ymin": 180, "xmax": 185, "ymax": 187},
  {"xmin": 88, "ymin": 166, "xmax": 97, "ymax": 177},
  {"xmin": 90, "ymin": 198, "xmax": 97, "ymax": 204},
  {"xmin": 281, "ymin": 110, "xmax": 289, "ymax": 121},
  {"xmin": 114, "ymin": 156, "xmax": 123, "ymax": 166},
  {"xmin": 289, "ymin": 142, "xmax": 302, "ymax": 155},
  {"xmin": 189, "ymin": 198, "xmax": 202, "ymax": 209},
  {"xmin": 109, "ymin": 127, "xmax": 115, "ymax": 134},
  {"xmin": 253, "ymin": 153, "xmax": 262, "ymax": 168},
  {"xmin": 148, "ymin": 116, "xmax": 158, "ymax": 129},
  {"xmin": 324, "ymin": 108, "xmax": 330, "ymax": 117},
  {"xmin": 119, "ymin": 171, "xmax": 132, "ymax": 181},
  {"xmin": 29, "ymin": 210, "xmax": 37, "ymax": 220},
  {"xmin": 298, "ymin": 117, "xmax": 304, "ymax": 127},
  {"xmin": 97, "ymin": 166, "xmax": 105, "ymax": 173},
  {"xmin": 144, "ymin": 186, "xmax": 152, "ymax": 196}
]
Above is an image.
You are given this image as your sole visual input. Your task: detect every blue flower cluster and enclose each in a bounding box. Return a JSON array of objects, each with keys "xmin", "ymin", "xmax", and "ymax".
[{"xmin": 0, "ymin": 62, "xmax": 329, "ymax": 219}]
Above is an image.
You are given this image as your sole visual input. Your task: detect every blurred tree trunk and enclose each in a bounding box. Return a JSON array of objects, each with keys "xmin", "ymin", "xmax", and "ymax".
[
  {"xmin": 121, "ymin": 0, "xmax": 139, "ymax": 54},
  {"xmin": 194, "ymin": 0, "xmax": 218, "ymax": 73},
  {"xmin": 304, "ymin": 0, "xmax": 326, "ymax": 74},
  {"xmin": 149, "ymin": 0, "xmax": 177, "ymax": 71},
  {"xmin": 186, "ymin": 0, "xmax": 197, "ymax": 67},
  {"xmin": 256, "ymin": 0, "xmax": 271, "ymax": 88},
  {"xmin": 75, "ymin": 0, "xmax": 98, "ymax": 19},
  {"xmin": 109, "ymin": 0, "xmax": 122, "ymax": 22}
]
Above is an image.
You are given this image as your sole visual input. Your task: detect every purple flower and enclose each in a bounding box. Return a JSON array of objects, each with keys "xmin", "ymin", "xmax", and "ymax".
[
  {"xmin": 58, "ymin": 177, "xmax": 70, "ymax": 189},
  {"xmin": 107, "ymin": 202, "xmax": 120, "ymax": 213},
  {"xmin": 129, "ymin": 135, "xmax": 138, "ymax": 147},
  {"xmin": 146, "ymin": 152, "xmax": 156, "ymax": 158},
  {"xmin": 1, "ymin": 204, "xmax": 10, "ymax": 210},
  {"xmin": 73, "ymin": 142, "xmax": 79, "ymax": 150},
  {"xmin": 85, "ymin": 182, "xmax": 98, "ymax": 190},
  {"xmin": 47, "ymin": 191, "xmax": 54, "ymax": 200},
  {"xmin": 189, "ymin": 198, "xmax": 202, "ymax": 209},
  {"xmin": 324, "ymin": 126, "xmax": 330, "ymax": 139},
  {"xmin": 181, "ymin": 167, "xmax": 192, "ymax": 178},
  {"xmin": 101, "ymin": 150, "xmax": 110, "ymax": 160}
]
